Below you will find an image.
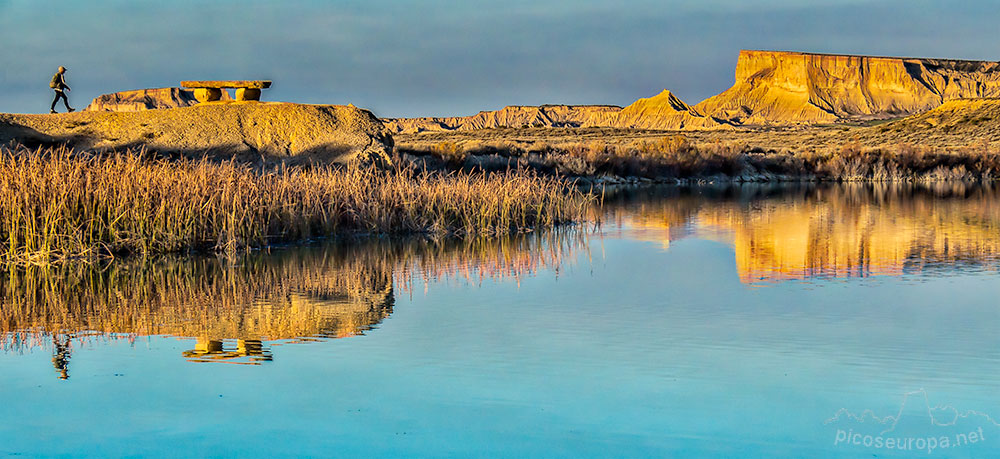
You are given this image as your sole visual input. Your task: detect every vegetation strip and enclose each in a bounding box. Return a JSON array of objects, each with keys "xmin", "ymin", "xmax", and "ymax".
[
  {"xmin": 0, "ymin": 146, "xmax": 590, "ymax": 265},
  {"xmin": 400, "ymin": 135, "xmax": 1000, "ymax": 182}
]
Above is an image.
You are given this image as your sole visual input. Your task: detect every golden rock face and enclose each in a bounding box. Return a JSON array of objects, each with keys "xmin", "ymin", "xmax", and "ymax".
[
  {"xmin": 387, "ymin": 50, "xmax": 1000, "ymax": 131},
  {"xmin": 613, "ymin": 90, "xmax": 728, "ymax": 130},
  {"xmin": 695, "ymin": 50, "xmax": 1000, "ymax": 125}
]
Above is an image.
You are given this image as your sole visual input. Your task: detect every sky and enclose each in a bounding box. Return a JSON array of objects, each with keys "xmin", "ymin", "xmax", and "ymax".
[{"xmin": 1, "ymin": 0, "xmax": 998, "ymax": 117}]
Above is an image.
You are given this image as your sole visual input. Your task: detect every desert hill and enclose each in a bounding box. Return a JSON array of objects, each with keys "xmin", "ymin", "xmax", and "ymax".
[
  {"xmin": 850, "ymin": 98, "xmax": 1000, "ymax": 146},
  {"xmin": 612, "ymin": 90, "xmax": 729, "ymax": 130},
  {"xmin": 384, "ymin": 90, "xmax": 728, "ymax": 133},
  {"xmin": 0, "ymin": 102, "xmax": 393, "ymax": 163},
  {"xmin": 383, "ymin": 105, "xmax": 623, "ymax": 133},
  {"xmin": 696, "ymin": 50, "xmax": 1000, "ymax": 125}
]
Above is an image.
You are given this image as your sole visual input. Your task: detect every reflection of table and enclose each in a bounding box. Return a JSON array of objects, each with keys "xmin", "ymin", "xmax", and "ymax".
[
  {"xmin": 180, "ymin": 80, "xmax": 272, "ymax": 102},
  {"xmin": 182, "ymin": 337, "xmax": 273, "ymax": 365}
]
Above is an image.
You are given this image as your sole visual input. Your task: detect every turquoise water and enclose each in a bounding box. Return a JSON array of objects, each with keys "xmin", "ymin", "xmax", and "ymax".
[{"xmin": 2, "ymin": 184, "xmax": 1000, "ymax": 457}]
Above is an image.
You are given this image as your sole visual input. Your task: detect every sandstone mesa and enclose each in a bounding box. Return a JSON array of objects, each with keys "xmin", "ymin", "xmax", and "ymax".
[
  {"xmin": 385, "ymin": 50, "xmax": 1000, "ymax": 133},
  {"xmin": 696, "ymin": 50, "xmax": 1000, "ymax": 125}
]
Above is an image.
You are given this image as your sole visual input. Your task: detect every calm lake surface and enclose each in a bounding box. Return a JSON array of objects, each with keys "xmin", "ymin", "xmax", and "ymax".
[{"xmin": 3, "ymin": 183, "xmax": 1000, "ymax": 457}]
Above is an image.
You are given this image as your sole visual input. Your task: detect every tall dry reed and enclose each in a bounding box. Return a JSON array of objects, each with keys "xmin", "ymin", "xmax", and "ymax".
[{"xmin": 0, "ymin": 146, "xmax": 591, "ymax": 265}]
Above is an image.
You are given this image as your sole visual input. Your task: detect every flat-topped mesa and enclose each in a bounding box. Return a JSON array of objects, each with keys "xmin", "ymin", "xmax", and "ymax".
[
  {"xmin": 695, "ymin": 50, "xmax": 1000, "ymax": 124},
  {"xmin": 181, "ymin": 80, "xmax": 272, "ymax": 102}
]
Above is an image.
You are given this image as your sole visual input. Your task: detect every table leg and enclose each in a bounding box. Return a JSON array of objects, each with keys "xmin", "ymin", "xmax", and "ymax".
[
  {"xmin": 236, "ymin": 88, "xmax": 261, "ymax": 101},
  {"xmin": 194, "ymin": 88, "xmax": 223, "ymax": 103}
]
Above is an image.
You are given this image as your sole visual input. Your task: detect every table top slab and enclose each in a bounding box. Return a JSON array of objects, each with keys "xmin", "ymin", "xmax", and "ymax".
[{"xmin": 181, "ymin": 80, "xmax": 272, "ymax": 89}]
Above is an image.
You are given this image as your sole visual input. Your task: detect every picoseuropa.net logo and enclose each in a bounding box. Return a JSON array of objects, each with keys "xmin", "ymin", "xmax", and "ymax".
[
  {"xmin": 824, "ymin": 389, "xmax": 999, "ymax": 455},
  {"xmin": 833, "ymin": 426, "xmax": 985, "ymax": 453}
]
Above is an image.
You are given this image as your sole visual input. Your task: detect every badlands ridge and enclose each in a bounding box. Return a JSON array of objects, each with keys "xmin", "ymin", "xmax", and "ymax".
[
  {"xmin": 4, "ymin": 49, "xmax": 996, "ymax": 161},
  {"xmin": 382, "ymin": 50, "xmax": 1000, "ymax": 132}
]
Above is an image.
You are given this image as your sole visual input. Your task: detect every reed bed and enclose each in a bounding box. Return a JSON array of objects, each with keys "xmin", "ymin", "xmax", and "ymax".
[
  {"xmin": 0, "ymin": 146, "xmax": 591, "ymax": 265},
  {"xmin": 400, "ymin": 135, "xmax": 1000, "ymax": 182},
  {"xmin": 0, "ymin": 231, "xmax": 582, "ymax": 356}
]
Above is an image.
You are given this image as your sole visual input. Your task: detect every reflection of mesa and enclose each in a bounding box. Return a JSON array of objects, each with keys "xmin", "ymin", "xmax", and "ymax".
[{"xmin": 612, "ymin": 185, "xmax": 1000, "ymax": 283}]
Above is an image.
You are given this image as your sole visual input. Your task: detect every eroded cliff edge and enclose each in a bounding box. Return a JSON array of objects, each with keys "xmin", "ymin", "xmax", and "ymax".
[
  {"xmin": 388, "ymin": 50, "xmax": 1000, "ymax": 131},
  {"xmin": 695, "ymin": 50, "xmax": 1000, "ymax": 125},
  {"xmin": 384, "ymin": 90, "xmax": 730, "ymax": 133}
]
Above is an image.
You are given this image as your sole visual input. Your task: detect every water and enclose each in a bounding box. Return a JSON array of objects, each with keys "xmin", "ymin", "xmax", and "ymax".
[{"xmin": 3, "ymin": 183, "xmax": 1000, "ymax": 457}]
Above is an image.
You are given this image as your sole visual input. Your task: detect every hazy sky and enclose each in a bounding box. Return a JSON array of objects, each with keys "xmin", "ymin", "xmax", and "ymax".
[{"xmin": 1, "ymin": 0, "xmax": 998, "ymax": 117}]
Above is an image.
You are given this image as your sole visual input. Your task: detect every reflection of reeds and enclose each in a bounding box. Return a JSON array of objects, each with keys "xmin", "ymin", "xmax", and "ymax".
[
  {"xmin": 0, "ymin": 146, "xmax": 590, "ymax": 265},
  {"xmin": 0, "ymin": 231, "xmax": 584, "ymax": 352}
]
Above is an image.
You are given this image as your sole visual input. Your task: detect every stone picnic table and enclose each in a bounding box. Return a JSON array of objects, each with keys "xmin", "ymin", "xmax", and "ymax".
[{"xmin": 181, "ymin": 80, "xmax": 272, "ymax": 103}]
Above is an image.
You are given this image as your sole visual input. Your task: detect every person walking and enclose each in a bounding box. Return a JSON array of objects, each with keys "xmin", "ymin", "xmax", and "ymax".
[{"xmin": 49, "ymin": 66, "xmax": 74, "ymax": 113}]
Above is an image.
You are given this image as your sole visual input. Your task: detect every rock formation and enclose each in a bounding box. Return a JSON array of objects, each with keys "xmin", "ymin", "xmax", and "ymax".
[
  {"xmin": 389, "ymin": 50, "xmax": 1000, "ymax": 131},
  {"xmin": 80, "ymin": 50, "xmax": 1000, "ymax": 134},
  {"xmin": 1, "ymin": 103, "xmax": 393, "ymax": 164},
  {"xmin": 612, "ymin": 90, "xmax": 728, "ymax": 130},
  {"xmin": 384, "ymin": 91, "xmax": 727, "ymax": 133},
  {"xmin": 695, "ymin": 50, "xmax": 1000, "ymax": 125},
  {"xmin": 383, "ymin": 105, "xmax": 623, "ymax": 133},
  {"xmin": 84, "ymin": 87, "xmax": 231, "ymax": 112}
]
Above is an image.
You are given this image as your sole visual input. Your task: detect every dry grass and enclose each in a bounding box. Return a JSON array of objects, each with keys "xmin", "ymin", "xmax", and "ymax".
[
  {"xmin": 0, "ymin": 145, "xmax": 591, "ymax": 265},
  {"xmin": 398, "ymin": 132, "xmax": 1000, "ymax": 182},
  {"xmin": 430, "ymin": 141, "xmax": 469, "ymax": 166}
]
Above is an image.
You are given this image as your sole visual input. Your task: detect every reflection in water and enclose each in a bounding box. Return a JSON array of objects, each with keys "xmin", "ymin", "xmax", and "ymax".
[
  {"xmin": 603, "ymin": 183, "xmax": 1000, "ymax": 283},
  {"xmin": 6, "ymin": 183, "xmax": 1000, "ymax": 455},
  {"xmin": 51, "ymin": 334, "xmax": 72, "ymax": 380},
  {"xmin": 9, "ymin": 182, "xmax": 1000, "ymax": 379},
  {"xmin": 183, "ymin": 338, "xmax": 273, "ymax": 365},
  {"xmin": 1, "ymin": 233, "xmax": 580, "ymax": 376}
]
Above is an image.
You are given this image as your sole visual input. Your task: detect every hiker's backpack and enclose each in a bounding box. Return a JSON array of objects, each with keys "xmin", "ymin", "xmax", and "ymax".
[{"xmin": 49, "ymin": 74, "xmax": 60, "ymax": 89}]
